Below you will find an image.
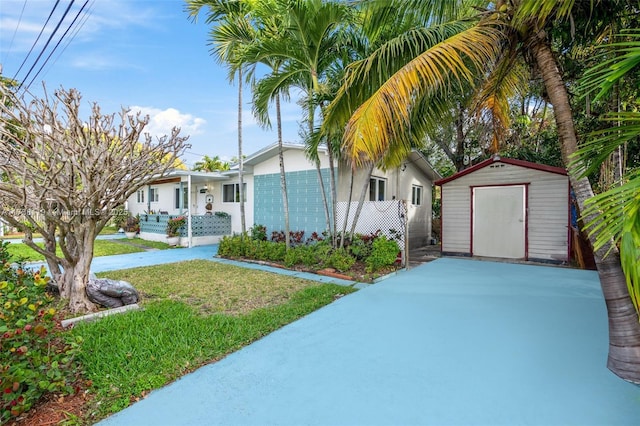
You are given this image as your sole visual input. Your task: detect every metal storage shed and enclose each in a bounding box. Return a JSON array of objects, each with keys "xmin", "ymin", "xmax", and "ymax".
[{"xmin": 435, "ymin": 155, "xmax": 570, "ymax": 263}]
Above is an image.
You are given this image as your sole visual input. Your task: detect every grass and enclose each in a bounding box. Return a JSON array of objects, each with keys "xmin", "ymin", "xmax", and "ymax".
[
  {"xmin": 115, "ymin": 237, "xmax": 172, "ymax": 250},
  {"xmin": 3, "ymin": 237, "xmax": 176, "ymax": 262},
  {"xmin": 5, "ymin": 239, "xmax": 145, "ymax": 262},
  {"xmin": 97, "ymin": 259, "xmax": 318, "ymax": 315},
  {"xmin": 71, "ymin": 260, "xmax": 355, "ymax": 422}
]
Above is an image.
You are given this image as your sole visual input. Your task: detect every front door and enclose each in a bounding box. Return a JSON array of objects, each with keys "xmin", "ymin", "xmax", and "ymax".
[{"xmin": 472, "ymin": 185, "xmax": 526, "ymax": 259}]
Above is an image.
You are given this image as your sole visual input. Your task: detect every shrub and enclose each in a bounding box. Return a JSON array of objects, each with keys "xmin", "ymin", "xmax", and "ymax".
[
  {"xmin": 327, "ymin": 248, "xmax": 356, "ymax": 272},
  {"xmin": 348, "ymin": 236, "xmax": 372, "ymax": 260},
  {"xmin": 0, "ymin": 241, "xmax": 81, "ymax": 422},
  {"xmin": 261, "ymin": 242, "xmax": 286, "ymax": 262},
  {"xmin": 284, "ymin": 245, "xmax": 317, "ymax": 268},
  {"xmin": 365, "ymin": 236, "xmax": 400, "ymax": 273},
  {"xmin": 250, "ymin": 224, "xmax": 267, "ymax": 241},
  {"xmin": 217, "ymin": 234, "xmax": 249, "ymax": 257},
  {"xmin": 166, "ymin": 216, "xmax": 186, "ymax": 237},
  {"xmin": 123, "ymin": 215, "xmax": 140, "ymax": 233},
  {"xmin": 271, "ymin": 230, "xmax": 305, "ymax": 245}
]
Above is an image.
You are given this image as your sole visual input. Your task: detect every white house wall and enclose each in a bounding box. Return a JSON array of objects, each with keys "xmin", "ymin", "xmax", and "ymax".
[
  {"xmin": 253, "ymin": 148, "xmax": 330, "ymax": 175},
  {"xmin": 127, "ymin": 175, "xmax": 254, "ymax": 235},
  {"xmin": 337, "ymin": 162, "xmax": 433, "ymax": 248},
  {"xmin": 441, "ymin": 163, "xmax": 568, "ymax": 261}
]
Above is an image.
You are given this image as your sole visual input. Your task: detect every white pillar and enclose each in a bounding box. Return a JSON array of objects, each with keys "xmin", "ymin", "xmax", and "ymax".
[{"xmin": 187, "ymin": 175, "xmax": 192, "ymax": 248}]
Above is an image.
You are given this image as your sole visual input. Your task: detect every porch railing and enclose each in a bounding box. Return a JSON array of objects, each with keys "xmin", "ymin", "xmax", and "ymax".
[{"xmin": 139, "ymin": 214, "xmax": 231, "ymax": 237}]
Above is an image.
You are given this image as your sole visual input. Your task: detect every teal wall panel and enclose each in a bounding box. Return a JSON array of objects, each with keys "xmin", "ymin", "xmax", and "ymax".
[{"xmin": 254, "ymin": 169, "xmax": 333, "ymax": 238}]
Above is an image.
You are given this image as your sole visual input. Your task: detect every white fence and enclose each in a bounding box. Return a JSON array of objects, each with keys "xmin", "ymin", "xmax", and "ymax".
[{"xmin": 336, "ymin": 200, "xmax": 408, "ymax": 265}]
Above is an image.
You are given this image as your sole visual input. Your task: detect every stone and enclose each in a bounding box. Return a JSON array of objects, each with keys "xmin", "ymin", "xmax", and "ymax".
[{"xmin": 86, "ymin": 275, "xmax": 140, "ymax": 308}]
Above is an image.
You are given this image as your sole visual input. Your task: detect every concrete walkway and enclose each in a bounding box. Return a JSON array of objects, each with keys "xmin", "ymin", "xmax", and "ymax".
[{"xmin": 98, "ymin": 257, "xmax": 640, "ymax": 425}]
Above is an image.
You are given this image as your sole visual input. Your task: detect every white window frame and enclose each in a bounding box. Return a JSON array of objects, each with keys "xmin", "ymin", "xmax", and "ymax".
[
  {"xmin": 136, "ymin": 189, "xmax": 145, "ymax": 204},
  {"xmin": 149, "ymin": 187, "xmax": 159, "ymax": 203},
  {"xmin": 223, "ymin": 183, "xmax": 246, "ymax": 203},
  {"xmin": 174, "ymin": 186, "xmax": 188, "ymax": 210},
  {"xmin": 412, "ymin": 185, "xmax": 423, "ymax": 206},
  {"xmin": 369, "ymin": 177, "xmax": 386, "ymax": 201}
]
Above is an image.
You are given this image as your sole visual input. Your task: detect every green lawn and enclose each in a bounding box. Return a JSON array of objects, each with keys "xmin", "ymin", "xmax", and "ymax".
[
  {"xmin": 72, "ymin": 260, "xmax": 356, "ymax": 422},
  {"xmin": 5, "ymin": 239, "xmax": 144, "ymax": 262}
]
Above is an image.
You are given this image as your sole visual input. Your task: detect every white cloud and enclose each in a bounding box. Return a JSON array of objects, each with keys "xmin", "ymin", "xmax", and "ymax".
[{"xmin": 129, "ymin": 106, "xmax": 206, "ymax": 139}]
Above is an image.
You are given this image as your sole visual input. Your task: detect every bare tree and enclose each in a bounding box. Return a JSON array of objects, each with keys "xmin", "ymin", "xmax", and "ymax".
[{"xmin": 0, "ymin": 85, "xmax": 189, "ymax": 313}]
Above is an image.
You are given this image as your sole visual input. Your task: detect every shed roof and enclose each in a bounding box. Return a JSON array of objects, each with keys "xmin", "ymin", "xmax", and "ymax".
[{"xmin": 434, "ymin": 155, "xmax": 567, "ymax": 186}]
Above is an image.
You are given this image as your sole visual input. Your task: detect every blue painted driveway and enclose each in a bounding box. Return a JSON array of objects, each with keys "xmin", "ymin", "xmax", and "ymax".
[{"xmin": 97, "ymin": 257, "xmax": 640, "ymax": 425}]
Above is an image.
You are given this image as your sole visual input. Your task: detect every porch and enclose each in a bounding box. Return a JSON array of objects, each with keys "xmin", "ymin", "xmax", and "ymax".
[{"xmin": 139, "ymin": 213, "xmax": 231, "ymax": 247}]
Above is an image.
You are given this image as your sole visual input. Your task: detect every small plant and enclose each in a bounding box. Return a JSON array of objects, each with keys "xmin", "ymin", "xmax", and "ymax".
[
  {"xmin": 327, "ymin": 248, "xmax": 356, "ymax": 272},
  {"xmin": 271, "ymin": 230, "xmax": 305, "ymax": 245},
  {"xmin": 214, "ymin": 211, "xmax": 230, "ymax": 219},
  {"xmin": 349, "ymin": 235, "xmax": 372, "ymax": 260},
  {"xmin": 365, "ymin": 235, "xmax": 400, "ymax": 273},
  {"xmin": 218, "ymin": 233, "xmax": 250, "ymax": 257},
  {"xmin": 111, "ymin": 206, "xmax": 128, "ymax": 229},
  {"xmin": 166, "ymin": 216, "xmax": 186, "ymax": 237},
  {"xmin": 123, "ymin": 215, "xmax": 140, "ymax": 233},
  {"xmin": 0, "ymin": 241, "xmax": 81, "ymax": 422},
  {"xmin": 250, "ymin": 224, "xmax": 267, "ymax": 241}
]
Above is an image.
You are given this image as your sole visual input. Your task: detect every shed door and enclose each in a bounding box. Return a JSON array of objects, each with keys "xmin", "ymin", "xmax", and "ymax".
[{"xmin": 472, "ymin": 185, "xmax": 525, "ymax": 259}]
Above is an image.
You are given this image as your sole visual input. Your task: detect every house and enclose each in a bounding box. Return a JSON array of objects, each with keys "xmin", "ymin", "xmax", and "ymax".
[
  {"xmin": 435, "ymin": 155, "xmax": 570, "ymax": 263},
  {"xmin": 126, "ymin": 143, "xmax": 441, "ymax": 249}
]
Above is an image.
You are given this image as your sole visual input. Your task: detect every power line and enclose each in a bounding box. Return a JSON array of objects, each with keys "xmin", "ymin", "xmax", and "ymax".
[
  {"xmin": 17, "ymin": 0, "xmax": 76, "ymax": 92},
  {"xmin": 37, "ymin": 0, "xmax": 96, "ymax": 83},
  {"xmin": 12, "ymin": 0, "xmax": 61, "ymax": 81},
  {"xmin": 6, "ymin": 0, "xmax": 28, "ymax": 57},
  {"xmin": 24, "ymin": 0, "xmax": 91, "ymax": 91}
]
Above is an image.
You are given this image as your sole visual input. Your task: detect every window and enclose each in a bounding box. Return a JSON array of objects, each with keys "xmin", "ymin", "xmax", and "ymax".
[
  {"xmin": 136, "ymin": 189, "xmax": 145, "ymax": 203},
  {"xmin": 412, "ymin": 185, "xmax": 423, "ymax": 205},
  {"xmin": 150, "ymin": 188, "xmax": 159, "ymax": 202},
  {"xmin": 174, "ymin": 187, "xmax": 189, "ymax": 209},
  {"xmin": 369, "ymin": 177, "xmax": 386, "ymax": 201},
  {"xmin": 223, "ymin": 183, "xmax": 246, "ymax": 203}
]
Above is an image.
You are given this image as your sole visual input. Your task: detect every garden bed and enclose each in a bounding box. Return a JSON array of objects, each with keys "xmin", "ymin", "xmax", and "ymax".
[{"xmin": 220, "ymin": 256, "xmax": 401, "ymax": 283}]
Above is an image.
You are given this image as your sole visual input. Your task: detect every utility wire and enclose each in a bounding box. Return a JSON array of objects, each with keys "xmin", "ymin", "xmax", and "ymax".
[
  {"xmin": 5, "ymin": 0, "xmax": 28, "ymax": 61},
  {"xmin": 17, "ymin": 0, "xmax": 76, "ymax": 92},
  {"xmin": 12, "ymin": 0, "xmax": 61, "ymax": 81},
  {"xmin": 37, "ymin": 0, "xmax": 96, "ymax": 83},
  {"xmin": 24, "ymin": 0, "xmax": 91, "ymax": 91}
]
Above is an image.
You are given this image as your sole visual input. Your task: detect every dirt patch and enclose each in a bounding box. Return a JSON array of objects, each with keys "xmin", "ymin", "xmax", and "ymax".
[{"xmin": 9, "ymin": 384, "xmax": 92, "ymax": 426}]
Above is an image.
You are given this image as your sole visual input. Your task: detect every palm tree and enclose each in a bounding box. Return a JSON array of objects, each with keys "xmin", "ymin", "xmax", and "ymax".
[
  {"xmin": 241, "ymin": 0, "xmax": 293, "ymax": 249},
  {"xmin": 575, "ymin": 28, "xmax": 640, "ymax": 321},
  {"xmin": 250, "ymin": 0, "xmax": 354, "ymax": 244},
  {"xmin": 186, "ymin": 0, "xmax": 254, "ymax": 234},
  {"xmin": 325, "ymin": 0, "xmax": 640, "ymax": 383},
  {"xmin": 192, "ymin": 154, "xmax": 230, "ymax": 172}
]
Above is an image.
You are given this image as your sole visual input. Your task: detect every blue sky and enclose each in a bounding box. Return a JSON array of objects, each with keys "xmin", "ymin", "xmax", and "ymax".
[{"xmin": 0, "ymin": 0, "xmax": 303, "ymax": 167}]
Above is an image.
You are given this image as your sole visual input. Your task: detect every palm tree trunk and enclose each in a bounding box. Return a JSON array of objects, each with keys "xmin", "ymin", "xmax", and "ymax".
[
  {"xmin": 531, "ymin": 32, "xmax": 640, "ymax": 383},
  {"xmin": 308, "ymin": 105, "xmax": 332, "ymax": 239},
  {"xmin": 276, "ymin": 94, "xmax": 290, "ymax": 249},
  {"xmin": 238, "ymin": 68, "xmax": 246, "ymax": 234},
  {"xmin": 340, "ymin": 167, "xmax": 355, "ymax": 249},
  {"xmin": 350, "ymin": 162, "xmax": 375, "ymax": 236},
  {"xmin": 327, "ymin": 143, "xmax": 338, "ymax": 247}
]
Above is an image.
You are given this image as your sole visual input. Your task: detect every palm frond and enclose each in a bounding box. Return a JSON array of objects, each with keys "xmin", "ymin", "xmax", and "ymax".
[
  {"xmin": 571, "ymin": 111, "xmax": 640, "ymax": 177},
  {"xmin": 470, "ymin": 46, "xmax": 528, "ymax": 153},
  {"xmin": 514, "ymin": 0, "xmax": 577, "ymax": 26},
  {"xmin": 336, "ymin": 22, "xmax": 504, "ymax": 167},
  {"xmin": 579, "ymin": 29, "xmax": 640, "ymax": 101},
  {"xmin": 252, "ymin": 63, "xmax": 308, "ymax": 128},
  {"xmin": 323, "ymin": 19, "xmax": 481, "ymax": 142},
  {"xmin": 582, "ymin": 169, "xmax": 640, "ymax": 312}
]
